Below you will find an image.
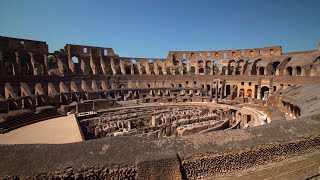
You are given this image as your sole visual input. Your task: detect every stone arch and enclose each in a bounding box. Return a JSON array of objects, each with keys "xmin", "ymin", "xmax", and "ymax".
[
  {"xmin": 239, "ymin": 88, "xmax": 245, "ymax": 97},
  {"xmin": 71, "ymin": 56, "xmax": 79, "ymax": 64},
  {"xmin": 251, "ymin": 59, "xmax": 262, "ymax": 75},
  {"xmin": 199, "ymin": 67, "xmax": 205, "ymax": 74},
  {"xmin": 286, "ymin": 66, "xmax": 293, "ymax": 76},
  {"xmin": 259, "ymin": 67, "xmax": 265, "ymax": 76},
  {"xmin": 296, "ymin": 66, "xmax": 302, "ymax": 76},
  {"xmin": 261, "ymin": 86, "xmax": 269, "ymax": 100},
  {"xmin": 271, "ymin": 61, "xmax": 280, "ymax": 75},
  {"xmin": 221, "ymin": 66, "xmax": 226, "ymax": 75}
]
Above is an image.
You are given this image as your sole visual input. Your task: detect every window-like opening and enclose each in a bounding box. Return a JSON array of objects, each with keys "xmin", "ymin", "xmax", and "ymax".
[
  {"xmin": 199, "ymin": 52, "xmax": 202, "ymax": 57},
  {"xmin": 207, "ymin": 52, "xmax": 211, "ymax": 57},
  {"xmin": 131, "ymin": 59, "xmax": 137, "ymax": 64},
  {"xmin": 71, "ymin": 56, "xmax": 79, "ymax": 63},
  {"xmin": 259, "ymin": 50, "xmax": 263, "ymax": 55},
  {"xmin": 182, "ymin": 53, "xmax": 186, "ymax": 59},
  {"xmin": 247, "ymin": 89, "xmax": 253, "ymax": 98},
  {"xmin": 223, "ymin": 52, "xmax": 227, "ymax": 59},
  {"xmin": 296, "ymin": 66, "xmax": 302, "ymax": 76},
  {"xmin": 221, "ymin": 66, "xmax": 226, "ymax": 75},
  {"xmin": 259, "ymin": 67, "xmax": 265, "ymax": 75},
  {"xmin": 286, "ymin": 67, "xmax": 293, "ymax": 76},
  {"xmin": 248, "ymin": 82, "xmax": 252, "ymax": 86},
  {"xmin": 232, "ymin": 52, "xmax": 235, "ymax": 57},
  {"xmin": 104, "ymin": 49, "xmax": 108, "ymax": 56},
  {"xmin": 241, "ymin": 82, "xmax": 244, "ymax": 85},
  {"xmin": 199, "ymin": 68, "xmax": 205, "ymax": 74},
  {"xmin": 191, "ymin": 53, "xmax": 194, "ymax": 57},
  {"xmin": 241, "ymin": 51, "xmax": 244, "ymax": 56},
  {"xmin": 270, "ymin": 49, "xmax": 274, "ymax": 55},
  {"xmin": 20, "ymin": 41, "xmax": 25, "ymax": 48},
  {"xmin": 215, "ymin": 52, "xmax": 219, "ymax": 57},
  {"xmin": 249, "ymin": 50, "xmax": 253, "ymax": 56},
  {"xmin": 273, "ymin": 86, "xmax": 277, "ymax": 92},
  {"xmin": 83, "ymin": 48, "xmax": 87, "ymax": 53}
]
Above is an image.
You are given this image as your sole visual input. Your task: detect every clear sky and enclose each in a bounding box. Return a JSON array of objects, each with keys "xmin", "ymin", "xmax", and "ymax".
[{"xmin": 1, "ymin": 0, "xmax": 319, "ymax": 58}]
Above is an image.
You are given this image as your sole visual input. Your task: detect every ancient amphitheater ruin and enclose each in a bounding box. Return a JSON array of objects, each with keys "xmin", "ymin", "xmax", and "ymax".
[{"xmin": 0, "ymin": 36, "xmax": 319, "ymax": 179}]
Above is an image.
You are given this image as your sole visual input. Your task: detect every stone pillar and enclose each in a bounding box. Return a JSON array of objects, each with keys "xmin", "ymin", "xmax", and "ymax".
[
  {"xmin": 29, "ymin": 52, "xmax": 36, "ymax": 75},
  {"xmin": 187, "ymin": 63, "xmax": 190, "ymax": 74},
  {"xmin": 215, "ymin": 81, "xmax": 218, "ymax": 103},
  {"xmin": 232, "ymin": 68, "xmax": 236, "ymax": 75},
  {"xmin": 131, "ymin": 65, "xmax": 134, "ymax": 75},
  {"xmin": 100, "ymin": 54, "xmax": 106, "ymax": 75},
  {"xmin": 43, "ymin": 54, "xmax": 49, "ymax": 75},
  {"xmin": 195, "ymin": 63, "xmax": 199, "ymax": 75},
  {"xmin": 15, "ymin": 52, "xmax": 21, "ymax": 75},
  {"xmin": 0, "ymin": 51, "xmax": 5, "ymax": 76},
  {"xmin": 220, "ymin": 80, "xmax": 225, "ymax": 101},
  {"xmin": 264, "ymin": 68, "xmax": 267, "ymax": 76},
  {"xmin": 257, "ymin": 86, "xmax": 261, "ymax": 99},
  {"xmin": 292, "ymin": 68, "xmax": 297, "ymax": 76}
]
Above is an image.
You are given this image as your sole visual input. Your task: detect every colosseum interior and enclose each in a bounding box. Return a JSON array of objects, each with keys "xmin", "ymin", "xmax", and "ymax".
[{"xmin": 0, "ymin": 35, "xmax": 319, "ymax": 179}]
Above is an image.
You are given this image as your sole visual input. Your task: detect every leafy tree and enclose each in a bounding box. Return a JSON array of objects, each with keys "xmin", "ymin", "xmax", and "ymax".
[
  {"xmin": 150, "ymin": 66, "xmax": 155, "ymax": 74},
  {"xmin": 190, "ymin": 66, "xmax": 195, "ymax": 74},
  {"xmin": 47, "ymin": 55, "xmax": 56, "ymax": 63},
  {"xmin": 141, "ymin": 66, "xmax": 146, "ymax": 74},
  {"xmin": 105, "ymin": 66, "xmax": 111, "ymax": 75},
  {"xmin": 175, "ymin": 67, "xmax": 180, "ymax": 75},
  {"xmin": 158, "ymin": 66, "xmax": 163, "ymax": 75},
  {"xmin": 166, "ymin": 68, "xmax": 171, "ymax": 75},
  {"xmin": 115, "ymin": 66, "xmax": 121, "ymax": 74}
]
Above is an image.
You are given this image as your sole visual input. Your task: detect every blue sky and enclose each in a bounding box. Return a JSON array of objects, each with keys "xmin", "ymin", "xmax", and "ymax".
[{"xmin": 1, "ymin": 0, "xmax": 319, "ymax": 58}]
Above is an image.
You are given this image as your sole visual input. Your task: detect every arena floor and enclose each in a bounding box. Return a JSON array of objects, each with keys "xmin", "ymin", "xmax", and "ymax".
[{"xmin": 0, "ymin": 115, "xmax": 83, "ymax": 144}]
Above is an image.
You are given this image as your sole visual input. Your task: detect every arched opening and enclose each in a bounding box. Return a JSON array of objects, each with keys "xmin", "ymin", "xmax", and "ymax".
[
  {"xmin": 131, "ymin": 59, "xmax": 137, "ymax": 64},
  {"xmin": 259, "ymin": 67, "xmax": 265, "ymax": 75},
  {"xmin": 71, "ymin": 56, "xmax": 79, "ymax": 63},
  {"xmin": 247, "ymin": 89, "xmax": 253, "ymax": 98},
  {"xmin": 125, "ymin": 66, "xmax": 131, "ymax": 74},
  {"xmin": 261, "ymin": 86, "xmax": 269, "ymax": 100},
  {"xmin": 286, "ymin": 67, "xmax": 293, "ymax": 76},
  {"xmin": 239, "ymin": 88, "xmax": 245, "ymax": 97},
  {"xmin": 190, "ymin": 66, "xmax": 195, "ymax": 74},
  {"xmin": 21, "ymin": 62, "xmax": 31, "ymax": 75},
  {"xmin": 226, "ymin": 85, "xmax": 231, "ymax": 97},
  {"xmin": 221, "ymin": 66, "xmax": 226, "ymax": 75},
  {"xmin": 199, "ymin": 67, "xmax": 205, "ymax": 74},
  {"xmin": 251, "ymin": 59, "xmax": 261, "ymax": 75},
  {"xmin": 119, "ymin": 84, "xmax": 126, "ymax": 89},
  {"xmin": 296, "ymin": 66, "xmax": 302, "ymax": 76},
  {"xmin": 205, "ymin": 61, "xmax": 211, "ymax": 74},
  {"xmin": 4, "ymin": 61, "xmax": 15, "ymax": 75},
  {"xmin": 228, "ymin": 66, "xmax": 234, "ymax": 75},
  {"xmin": 271, "ymin": 61, "xmax": 280, "ymax": 75}
]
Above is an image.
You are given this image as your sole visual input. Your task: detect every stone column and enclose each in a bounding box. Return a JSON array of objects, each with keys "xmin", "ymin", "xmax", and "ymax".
[
  {"xmin": 257, "ymin": 86, "xmax": 261, "ymax": 99},
  {"xmin": 15, "ymin": 52, "xmax": 21, "ymax": 75},
  {"xmin": 0, "ymin": 51, "xmax": 5, "ymax": 76},
  {"xmin": 195, "ymin": 63, "xmax": 199, "ymax": 75},
  {"xmin": 220, "ymin": 80, "xmax": 225, "ymax": 101},
  {"xmin": 215, "ymin": 81, "xmax": 219, "ymax": 103},
  {"xmin": 43, "ymin": 54, "xmax": 49, "ymax": 75},
  {"xmin": 29, "ymin": 52, "xmax": 35, "ymax": 75}
]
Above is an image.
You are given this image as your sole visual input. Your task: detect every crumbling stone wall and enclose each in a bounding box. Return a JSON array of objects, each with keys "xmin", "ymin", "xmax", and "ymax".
[{"xmin": 182, "ymin": 137, "xmax": 320, "ymax": 179}]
